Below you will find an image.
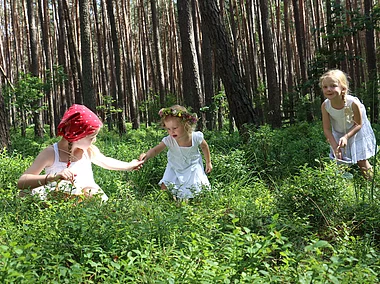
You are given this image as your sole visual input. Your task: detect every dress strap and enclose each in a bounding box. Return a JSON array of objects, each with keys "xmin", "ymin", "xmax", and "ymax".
[{"xmin": 52, "ymin": 143, "xmax": 60, "ymax": 163}]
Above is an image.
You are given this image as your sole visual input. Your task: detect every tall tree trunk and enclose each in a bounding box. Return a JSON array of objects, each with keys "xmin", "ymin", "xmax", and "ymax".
[
  {"xmin": 106, "ymin": 0, "xmax": 126, "ymax": 134},
  {"xmin": 201, "ymin": 22, "xmax": 214, "ymax": 130},
  {"xmin": 364, "ymin": 0, "xmax": 378, "ymax": 123},
  {"xmin": 292, "ymin": 0, "xmax": 312, "ymax": 121},
  {"xmin": 61, "ymin": 0, "xmax": 81, "ymax": 107},
  {"xmin": 0, "ymin": 88, "xmax": 10, "ymax": 148},
  {"xmin": 79, "ymin": 0, "xmax": 96, "ymax": 112},
  {"xmin": 121, "ymin": 0, "xmax": 140, "ymax": 129},
  {"xmin": 259, "ymin": 0, "xmax": 281, "ymax": 128},
  {"xmin": 93, "ymin": 0, "xmax": 107, "ymax": 107},
  {"xmin": 27, "ymin": 0, "xmax": 44, "ymax": 138},
  {"xmin": 177, "ymin": 0, "xmax": 203, "ymax": 128},
  {"xmin": 150, "ymin": 0, "xmax": 166, "ymax": 105},
  {"xmin": 199, "ymin": 0, "xmax": 258, "ymax": 135},
  {"xmin": 283, "ymin": 0, "xmax": 294, "ymax": 123},
  {"xmin": 39, "ymin": 0, "xmax": 55, "ymax": 137}
]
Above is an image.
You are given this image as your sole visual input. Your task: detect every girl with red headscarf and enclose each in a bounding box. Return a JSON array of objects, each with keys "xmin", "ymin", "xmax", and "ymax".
[{"xmin": 18, "ymin": 104, "xmax": 144, "ymax": 201}]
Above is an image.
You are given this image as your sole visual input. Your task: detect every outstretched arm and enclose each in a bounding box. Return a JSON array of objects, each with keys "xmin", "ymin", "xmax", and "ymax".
[
  {"xmin": 91, "ymin": 145, "xmax": 144, "ymax": 171},
  {"xmin": 200, "ymin": 139, "xmax": 212, "ymax": 174},
  {"xmin": 139, "ymin": 142, "xmax": 166, "ymax": 161}
]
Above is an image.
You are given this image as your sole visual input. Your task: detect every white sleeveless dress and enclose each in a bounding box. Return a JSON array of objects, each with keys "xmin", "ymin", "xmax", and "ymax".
[
  {"xmin": 324, "ymin": 95, "xmax": 376, "ymax": 163},
  {"xmin": 159, "ymin": 131, "xmax": 210, "ymax": 199},
  {"xmin": 32, "ymin": 143, "xmax": 108, "ymax": 201}
]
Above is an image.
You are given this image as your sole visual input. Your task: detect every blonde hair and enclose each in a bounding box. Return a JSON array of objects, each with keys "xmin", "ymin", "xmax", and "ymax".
[
  {"xmin": 319, "ymin": 69, "xmax": 350, "ymax": 94},
  {"xmin": 320, "ymin": 69, "xmax": 354, "ymax": 124},
  {"xmin": 159, "ymin": 105, "xmax": 197, "ymax": 134}
]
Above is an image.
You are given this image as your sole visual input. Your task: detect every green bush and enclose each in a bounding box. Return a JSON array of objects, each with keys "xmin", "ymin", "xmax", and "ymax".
[{"xmin": 1, "ymin": 122, "xmax": 379, "ymax": 282}]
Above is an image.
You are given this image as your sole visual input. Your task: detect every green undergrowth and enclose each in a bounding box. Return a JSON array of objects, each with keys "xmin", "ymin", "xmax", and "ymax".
[{"xmin": 0, "ymin": 122, "xmax": 379, "ymax": 283}]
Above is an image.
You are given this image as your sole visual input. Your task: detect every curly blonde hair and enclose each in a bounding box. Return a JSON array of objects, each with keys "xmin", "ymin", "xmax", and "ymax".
[{"xmin": 159, "ymin": 105, "xmax": 198, "ymax": 134}]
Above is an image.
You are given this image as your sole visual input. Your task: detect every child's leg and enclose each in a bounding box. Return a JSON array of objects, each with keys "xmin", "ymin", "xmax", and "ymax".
[
  {"xmin": 357, "ymin": 159, "xmax": 373, "ymax": 180},
  {"xmin": 160, "ymin": 183, "xmax": 167, "ymax": 190}
]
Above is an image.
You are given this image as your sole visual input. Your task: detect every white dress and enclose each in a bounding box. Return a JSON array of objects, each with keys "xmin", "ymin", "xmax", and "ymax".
[
  {"xmin": 324, "ymin": 95, "xmax": 376, "ymax": 163},
  {"xmin": 159, "ymin": 131, "xmax": 210, "ymax": 199},
  {"xmin": 32, "ymin": 143, "xmax": 108, "ymax": 201}
]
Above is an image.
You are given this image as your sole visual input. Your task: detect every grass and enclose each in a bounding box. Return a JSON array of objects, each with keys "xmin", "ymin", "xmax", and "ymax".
[{"xmin": 0, "ymin": 122, "xmax": 379, "ymax": 283}]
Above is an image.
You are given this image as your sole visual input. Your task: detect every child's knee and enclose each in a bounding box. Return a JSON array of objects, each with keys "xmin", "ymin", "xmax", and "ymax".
[{"xmin": 358, "ymin": 160, "xmax": 373, "ymax": 180}]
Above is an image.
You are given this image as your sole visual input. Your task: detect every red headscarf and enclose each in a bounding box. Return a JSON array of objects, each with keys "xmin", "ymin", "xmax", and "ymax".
[{"xmin": 57, "ymin": 104, "xmax": 103, "ymax": 142}]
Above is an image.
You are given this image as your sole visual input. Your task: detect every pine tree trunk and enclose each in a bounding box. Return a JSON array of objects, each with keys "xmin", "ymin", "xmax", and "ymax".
[
  {"xmin": 0, "ymin": 91, "xmax": 9, "ymax": 148},
  {"xmin": 27, "ymin": 0, "xmax": 44, "ymax": 138},
  {"xmin": 199, "ymin": 0, "xmax": 258, "ymax": 134},
  {"xmin": 259, "ymin": 0, "xmax": 281, "ymax": 128},
  {"xmin": 177, "ymin": 0, "xmax": 203, "ymax": 127},
  {"xmin": 79, "ymin": 0, "xmax": 96, "ymax": 112}
]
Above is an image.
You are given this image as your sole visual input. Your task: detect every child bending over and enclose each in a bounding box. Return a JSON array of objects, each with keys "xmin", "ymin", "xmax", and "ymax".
[{"xmin": 320, "ymin": 69, "xmax": 376, "ymax": 179}]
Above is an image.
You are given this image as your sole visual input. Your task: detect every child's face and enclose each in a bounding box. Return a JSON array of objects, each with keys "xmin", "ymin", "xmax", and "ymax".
[
  {"xmin": 321, "ymin": 77, "xmax": 345, "ymax": 100},
  {"xmin": 74, "ymin": 128, "xmax": 100, "ymax": 150},
  {"xmin": 164, "ymin": 117, "xmax": 187, "ymax": 141}
]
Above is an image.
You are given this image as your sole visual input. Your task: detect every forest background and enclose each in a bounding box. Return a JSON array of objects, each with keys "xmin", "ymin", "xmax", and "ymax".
[
  {"xmin": 0, "ymin": 0, "xmax": 380, "ymax": 143},
  {"xmin": 1, "ymin": 0, "xmax": 380, "ymax": 282}
]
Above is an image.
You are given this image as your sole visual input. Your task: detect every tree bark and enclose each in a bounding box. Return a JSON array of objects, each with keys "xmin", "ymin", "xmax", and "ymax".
[
  {"xmin": 79, "ymin": 0, "xmax": 96, "ymax": 112},
  {"xmin": 106, "ymin": 0, "xmax": 126, "ymax": 134},
  {"xmin": 177, "ymin": 0, "xmax": 203, "ymax": 126},
  {"xmin": 39, "ymin": 0, "xmax": 55, "ymax": 137},
  {"xmin": 201, "ymin": 22, "xmax": 214, "ymax": 130},
  {"xmin": 0, "ymin": 88, "xmax": 10, "ymax": 149},
  {"xmin": 364, "ymin": 0, "xmax": 378, "ymax": 123},
  {"xmin": 259, "ymin": 0, "xmax": 281, "ymax": 128},
  {"xmin": 27, "ymin": 0, "xmax": 44, "ymax": 138},
  {"xmin": 199, "ymin": 0, "xmax": 258, "ymax": 134},
  {"xmin": 150, "ymin": 0, "xmax": 166, "ymax": 105}
]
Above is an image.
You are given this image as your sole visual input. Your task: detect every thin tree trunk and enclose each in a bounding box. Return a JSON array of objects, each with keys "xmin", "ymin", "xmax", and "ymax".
[
  {"xmin": 364, "ymin": 0, "xmax": 378, "ymax": 123},
  {"xmin": 27, "ymin": 0, "xmax": 44, "ymax": 138},
  {"xmin": 201, "ymin": 21, "xmax": 214, "ymax": 130},
  {"xmin": 106, "ymin": 0, "xmax": 126, "ymax": 134},
  {"xmin": 259, "ymin": 0, "xmax": 281, "ymax": 128},
  {"xmin": 0, "ymin": 88, "xmax": 10, "ymax": 148},
  {"xmin": 39, "ymin": 0, "xmax": 55, "ymax": 137},
  {"xmin": 150, "ymin": 0, "xmax": 166, "ymax": 105},
  {"xmin": 121, "ymin": 0, "xmax": 140, "ymax": 129}
]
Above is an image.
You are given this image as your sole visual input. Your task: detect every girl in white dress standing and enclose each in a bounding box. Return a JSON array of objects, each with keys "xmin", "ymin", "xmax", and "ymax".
[
  {"xmin": 139, "ymin": 105, "xmax": 212, "ymax": 199},
  {"xmin": 320, "ymin": 69, "xmax": 376, "ymax": 179}
]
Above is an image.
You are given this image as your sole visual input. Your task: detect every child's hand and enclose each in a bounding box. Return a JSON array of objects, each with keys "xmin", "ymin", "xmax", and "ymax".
[
  {"xmin": 334, "ymin": 147, "xmax": 343, "ymax": 160},
  {"xmin": 338, "ymin": 134, "xmax": 348, "ymax": 148},
  {"xmin": 56, "ymin": 168, "xmax": 77, "ymax": 183},
  {"xmin": 205, "ymin": 162, "xmax": 213, "ymax": 174},
  {"xmin": 130, "ymin": 159, "xmax": 144, "ymax": 171},
  {"xmin": 139, "ymin": 153, "xmax": 147, "ymax": 161}
]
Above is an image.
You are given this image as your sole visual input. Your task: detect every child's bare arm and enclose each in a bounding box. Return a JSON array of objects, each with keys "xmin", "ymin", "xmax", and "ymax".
[
  {"xmin": 139, "ymin": 142, "xmax": 166, "ymax": 161},
  {"xmin": 91, "ymin": 145, "xmax": 144, "ymax": 171},
  {"xmin": 200, "ymin": 139, "xmax": 212, "ymax": 173}
]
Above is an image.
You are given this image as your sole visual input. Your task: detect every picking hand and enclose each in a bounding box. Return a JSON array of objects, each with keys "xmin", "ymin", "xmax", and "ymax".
[
  {"xmin": 338, "ymin": 135, "xmax": 348, "ymax": 148},
  {"xmin": 55, "ymin": 168, "xmax": 77, "ymax": 183},
  {"xmin": 334, "ymin": 146, "xmax": 343, "ymax": 160},
  {"xmin": 139, "ymin": 153, "xmax": 147, "ymax": 161}
]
